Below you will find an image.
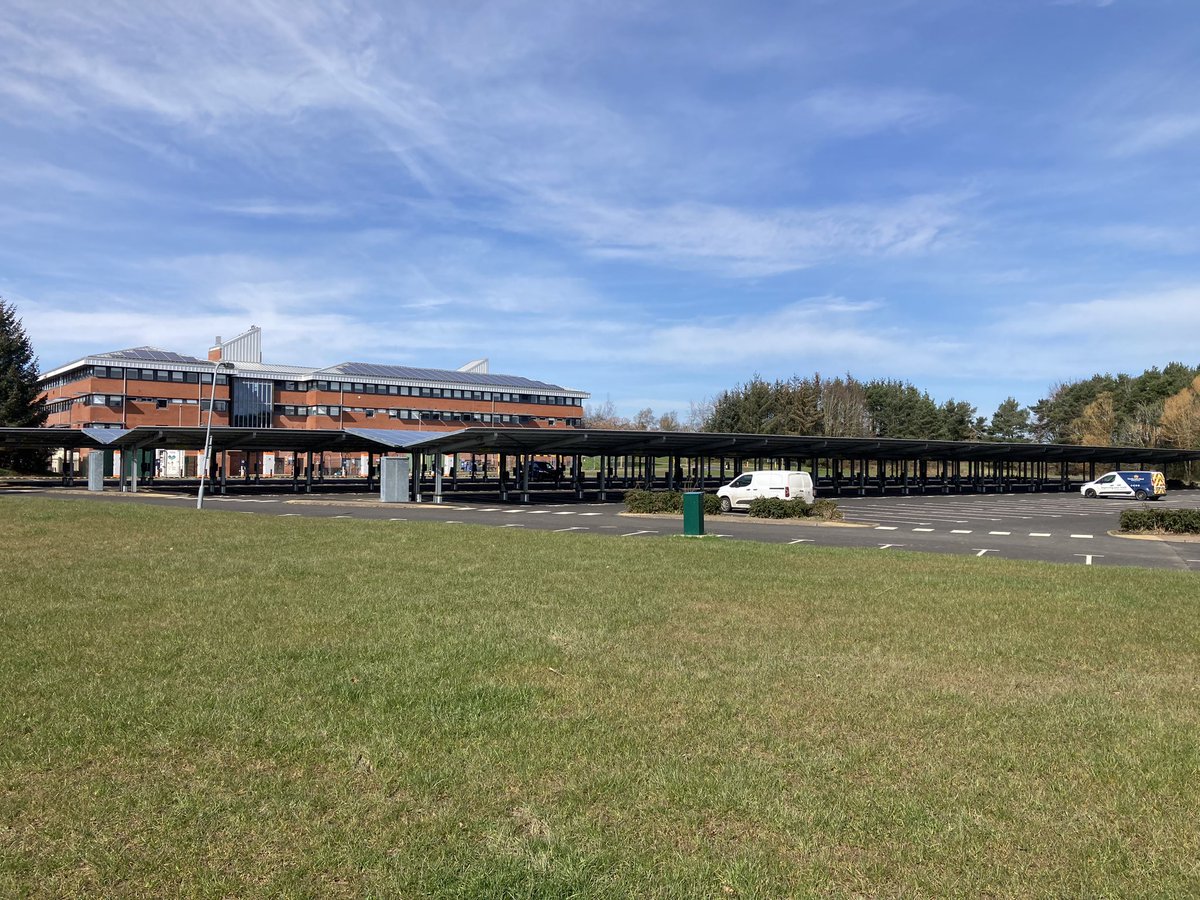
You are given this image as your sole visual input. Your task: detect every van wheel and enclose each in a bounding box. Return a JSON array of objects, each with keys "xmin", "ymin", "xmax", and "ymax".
[
  {"xmin": 719, "ymin": 497, "xmax": 732, "ymax": 513},
  {"xmin": 1084, "ymin": 489, "xmax": 1097, "ymax": 498},
  {"xmin": 1134, "ymin": 489, "xmax": 1148, "ymax": 501}
]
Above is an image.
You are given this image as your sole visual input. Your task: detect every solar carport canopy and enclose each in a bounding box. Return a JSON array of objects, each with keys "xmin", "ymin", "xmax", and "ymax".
[
  {"xmin": 2, "ymin": 425, "xmax": 1199, "ymax": 464},
  {"xmin": 356, "ymin": 427, "xmax": 1200, "ymax": 465}
]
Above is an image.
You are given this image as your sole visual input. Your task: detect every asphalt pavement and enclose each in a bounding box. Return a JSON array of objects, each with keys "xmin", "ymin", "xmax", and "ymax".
[{"xmin": 6, "ymin": 485, "xmax": 1200, "ymax": 571}]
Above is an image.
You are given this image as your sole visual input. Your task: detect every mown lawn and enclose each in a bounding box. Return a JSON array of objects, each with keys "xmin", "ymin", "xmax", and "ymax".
[{"xmin": 1, "ymin": 497, "xmax": 1198, "ymax": 897}]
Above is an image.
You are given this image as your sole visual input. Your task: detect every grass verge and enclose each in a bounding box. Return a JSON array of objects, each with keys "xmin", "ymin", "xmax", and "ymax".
[{"xmin": 2, "ymin": 497, "xmax": 1199, "ymax": 897}]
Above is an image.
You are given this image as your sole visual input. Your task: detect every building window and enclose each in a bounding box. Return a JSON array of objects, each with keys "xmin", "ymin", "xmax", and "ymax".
[{"xmin": 185, "ymin": 371, "xmax": 199, "ymax": 383}]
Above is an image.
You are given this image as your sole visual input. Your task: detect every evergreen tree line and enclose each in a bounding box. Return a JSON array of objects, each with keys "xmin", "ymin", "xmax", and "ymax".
[
  {"xmin": 0, "ymin": 299, "xmax": 48, "ymax": 473},
  {"xmin": 698, "ymin": 365, "xmax": 1200, "ymax": 449}
]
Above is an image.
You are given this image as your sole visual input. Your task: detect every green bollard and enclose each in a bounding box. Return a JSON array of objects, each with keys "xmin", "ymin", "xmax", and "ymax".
[{"xmin": 683, "ymin": 491, "xmax": 705, "ymax": 536}]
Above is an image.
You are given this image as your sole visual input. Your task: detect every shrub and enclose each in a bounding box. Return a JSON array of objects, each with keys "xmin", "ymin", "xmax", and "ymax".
[
  {"xmin": 1120, "ymin": 508, "xmax": 1200, "ymax": 534},
  {"xmin": 747, "ymin": 497, "xmax": 842, "ymax": 520},
  {"xmin": 624, "ymin": 490, "xmax": 723, "ymax": 515},
  {"xmin": 810, "ymin": 498, "xmax": 843, "ymax": 520},
  {"xmin": 747, "ymin": 497, "xmax": 811, "ymax": 519}
]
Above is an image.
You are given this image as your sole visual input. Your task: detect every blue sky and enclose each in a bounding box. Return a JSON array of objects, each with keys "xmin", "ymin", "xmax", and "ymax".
[{"xmin": 3, "ymin": 0, "xmax": 1199, "ymax": 422}]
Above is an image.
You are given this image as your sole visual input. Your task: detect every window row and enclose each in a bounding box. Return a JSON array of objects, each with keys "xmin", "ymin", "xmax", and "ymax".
[
  {"xmin": 280, "ymin": 380, "xmax": 580, "ymax": 406},
  {"xmin": 85, "ymin": 365, "xmax": 229, "ymax": 385},
  {"xmin": 48, "ymin": 366, "xmax": 580, "ymax": 406},
  {"xmin": 273, "ymin": 404, "xmax": 580, "ymax": 426}
]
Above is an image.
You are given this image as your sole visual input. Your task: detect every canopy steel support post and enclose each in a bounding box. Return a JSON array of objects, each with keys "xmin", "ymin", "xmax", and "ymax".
[
  {"xmin": 499, "ymin": 452, "xmax": 508, "ymax": 501},
  {"xmin": 451, "ymin": 453, "xmax": 458, "ymax": 492},
  {"xmin": 412, "ymin": 453, "xmax": 421, "ymax": 502},
  {"xmin": 292, "ymin": 452, "xmax": 299, "ymax": 493},
  {"xmin": 598, "ymin": 454, "xmax": 607, "ymax": 501},
  {"xmin": 434, "ymin": 453, "xmax": 444, "ymax": 504},
  {"xmin": 220, "ymin": 452, "xmax": 227, "ymax": 495},
  {"xmin": 129, "ymin": 450, "xmax": 139, "ymax": 494},
  {"xmin": 366, "ymin": 453, "xmax": 375, "ymax": 493},
  {"xmin": 1089, "ymin": 461, "xmax": 1095, "ymax": 482},
  {"xmin": 521, "ymin": 454, "xmax": 531, "ymax": 504},
  {"xmin": 573, "ymin": 454, "xmax": 584, "ymax": 499},
  {"xmin": 305, "ymin": 452, "xmax": 313, "ymax": 493}
]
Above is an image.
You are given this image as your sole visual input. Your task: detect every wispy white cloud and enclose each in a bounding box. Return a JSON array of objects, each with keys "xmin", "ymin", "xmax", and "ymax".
[
  {"xmin": 1110, "ymin": 113, "xmax": 1200, "ymax": 157},
  {"xmin": 514, "ymin": 193, "xmax": 964, "ymax": 277},
  {"xmin": 803, "ymin": 87, "xmax": 954, "ymax": 137}
]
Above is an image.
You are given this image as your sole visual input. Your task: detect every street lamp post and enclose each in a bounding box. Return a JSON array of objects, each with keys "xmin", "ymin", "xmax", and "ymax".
[{"xmin": 197, "ymin": 361, "xmax": 235, "ymax": 510}]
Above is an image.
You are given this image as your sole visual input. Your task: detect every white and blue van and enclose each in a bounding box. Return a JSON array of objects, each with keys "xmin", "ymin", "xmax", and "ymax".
[{"xmin": 1080, "ymin": 470, "xmax": 1166, "ymax": 501}]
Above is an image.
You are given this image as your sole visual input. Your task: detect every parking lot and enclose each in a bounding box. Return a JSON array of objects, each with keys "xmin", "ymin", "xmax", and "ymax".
[{"xmin": 9, "ymin": 484, "xmax": 1200, "ymax": 571}]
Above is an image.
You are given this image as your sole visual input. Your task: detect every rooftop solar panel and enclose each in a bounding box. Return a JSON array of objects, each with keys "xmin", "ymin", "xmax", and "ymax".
[
  {"xmin": 320, "ymin": 362, "xmax": 572, "ymax": 391},
  {"xmin": 98, "ymin": 347, "xmax": 208, "ymax": 364}
]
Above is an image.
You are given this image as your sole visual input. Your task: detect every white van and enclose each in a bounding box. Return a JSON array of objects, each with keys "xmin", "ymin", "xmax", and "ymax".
[{"xmin": 717, "ymin": 470, "xmax": 815, "ymax": 512}]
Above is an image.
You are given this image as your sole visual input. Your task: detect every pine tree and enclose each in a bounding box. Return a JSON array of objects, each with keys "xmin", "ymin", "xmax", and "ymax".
[{"xmin": 0, "ymin": 299, "xmax": 48, "ymax": 473}]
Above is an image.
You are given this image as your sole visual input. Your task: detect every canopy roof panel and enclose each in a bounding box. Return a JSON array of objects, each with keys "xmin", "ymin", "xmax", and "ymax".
[{"xmin": 3, "ymin": 426, "xmax": 1199, "ymax": 464}]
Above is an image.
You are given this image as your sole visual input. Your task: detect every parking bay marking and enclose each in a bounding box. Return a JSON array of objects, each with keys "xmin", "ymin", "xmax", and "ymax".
[
  {"xmin": 621, "ymin": 530, "xmax": 658, "ymax": 537},
  {"xmin": 912, "ymin": 527, "xmax": 934, "ymax": 532},
  {"xmin": 1076, "ymin": 554, "xmax": 1104, "ymax": 566},
  {"xmin": 554, "ymin": 526, "xmax": 588, "ymax": 532},
  {"xmin": 789, "ymin": 539, "xmax": 814, "ymax": 544},
  {"xmin": 1071, "ymin": 534, "xmax": 1094, "ymax": 539},
  {"xmin": 974, "ymin": 549, "xmax": 998, "ymax": 557},
  {"xmin": 950, "ymin": 529, "xmax": 972, "ymax": 534}
]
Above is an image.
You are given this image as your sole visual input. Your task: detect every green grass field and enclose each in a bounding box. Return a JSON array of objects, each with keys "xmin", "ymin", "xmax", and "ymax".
[{"xmin": 2, "ymin": 497, "xmax": 1199, "ymax": 897}]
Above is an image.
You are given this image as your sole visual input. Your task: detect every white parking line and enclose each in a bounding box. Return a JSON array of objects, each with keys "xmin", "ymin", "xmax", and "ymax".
[
  {"xmin": 552, "ymin": 511, "xmax": 576, "ymax": 515},
  {"xmin": 277, "ymin": 513, "xmax": 300, "ymax": 517},
  {"xmin": 912, "ymin": 527, "xmax": 934, "ymax": 532},
  {"xmin": 950, "ymin": 529, "xmax": 972, "ymax": 534},
  {"xmin": 553, "ymin": 526, "xmax": 588, "ymax": 532},
  {"xmin": 578, "ymin": 512, "xmax": 603, "ymax": 517},
  {"xmin": 388, "ymin": 517, "xmax": 406, "ymax": 521},
  {"xmin": 1071, "ymin": 534, "xmax": 1094, "ymax": 539},
  {"xmin": 974, "ymin": 549, "xmax": 997, "ymax": 557},
  {"xmin": 1076, "ymin": 554, "xmax": 1103, "ymax": 565},
  {"xmin": 444, "ymin": 520, "xmax": 463, "ymax": 524},
  {"xmin": 878, "ymin": 544, "xmax": 904, "ymax": 549},
  {"xmin": 1029, "ymin": 532, "xmax": 1051, "ymax": 537},
  {"xmin": 788, "ymin": 539, "xmax": 814, "ymax": 544},
  {"xmin": 332, "ymin": 515, "xmax": 352, "ymax": 519},
  {"xmin": 526, "ymin": 510, "xmax": 549, "ymax": 515},
  {"xmin": 621, "ymin": 530, "xmax": 658, "ymax": 537},
  {"xmin": 500, "ymin": 523, "xmax": 524, "ymax": 528},
  {"xmin": 875, "ymin": 526, "xmax": 898, "ymax": 531},
  {"xmin": 988, "ymin": 531, "xmax": 1011, "ymax": 536}
]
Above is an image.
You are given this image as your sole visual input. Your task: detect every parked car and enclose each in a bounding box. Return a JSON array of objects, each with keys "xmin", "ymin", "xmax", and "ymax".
[
  {"xmin": 1080, "ymin": 470, "xmax": 1166, "ymax": 501},
  {"xmin": 716, "ymin": 470, "xmax": 815, "ymax": 512},
  {"xmin": 527, "ymin": 461, "xmax": 557, "ymax": 481}
]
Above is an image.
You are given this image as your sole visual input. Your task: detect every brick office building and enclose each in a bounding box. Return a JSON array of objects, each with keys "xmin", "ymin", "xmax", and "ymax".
[{"xmin": 38, "ymin": 326, "xmax": 588, "ymax": 476}]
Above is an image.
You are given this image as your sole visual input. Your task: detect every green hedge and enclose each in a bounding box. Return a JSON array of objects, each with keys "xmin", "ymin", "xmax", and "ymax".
[
  {"xmin": 1120, "ymin": 508, "xmax": 1200, "ymax": 534},
  {"xmin": 624, "ymin": 490, "xmax": 723, "ymax": 515},
  {"xmin": 746, "ymin": 497, "xmax": 842, "ymax": 520}
]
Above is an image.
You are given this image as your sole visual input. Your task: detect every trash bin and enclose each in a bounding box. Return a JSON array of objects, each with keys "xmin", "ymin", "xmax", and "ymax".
[{"xmin": 683, "ymin": 491, "xmax": 705, "ymax": 536}]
